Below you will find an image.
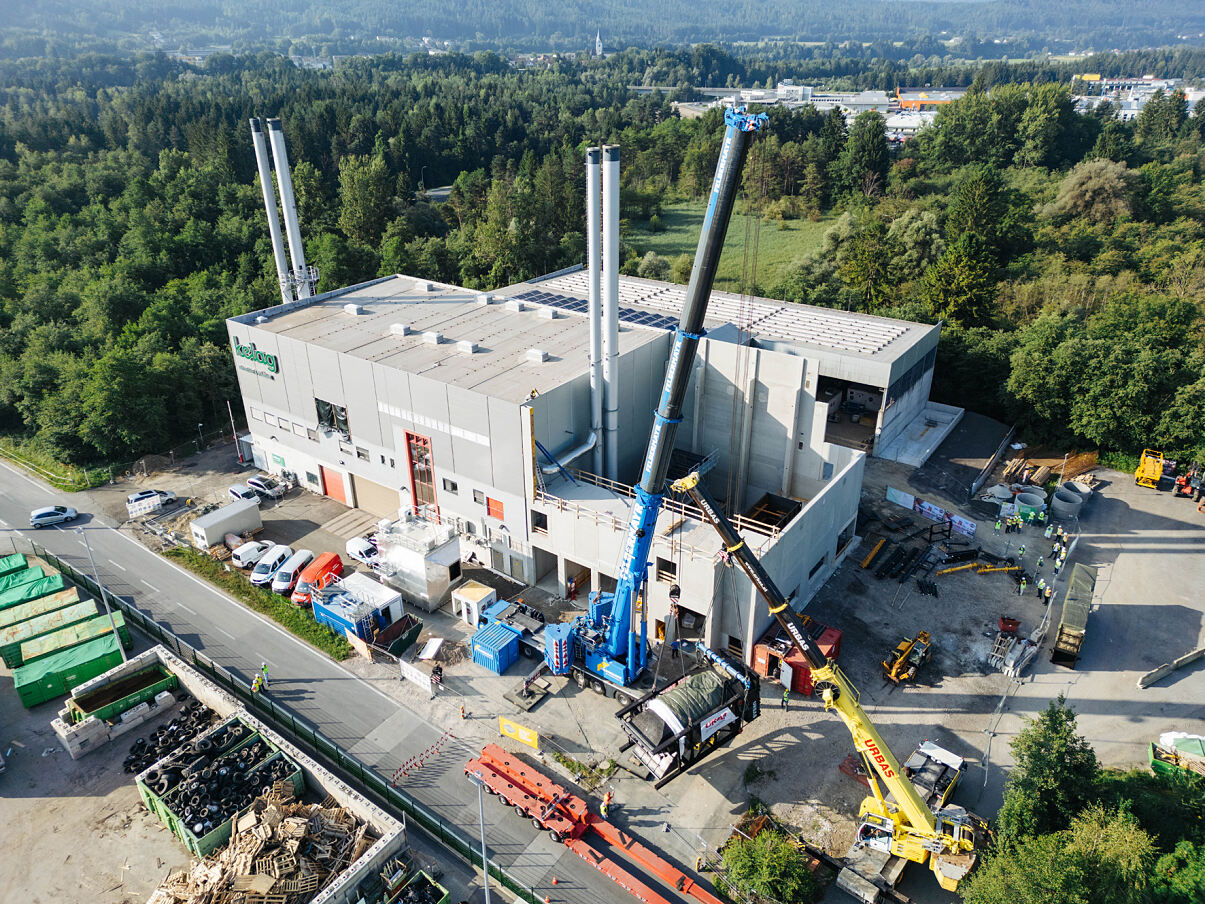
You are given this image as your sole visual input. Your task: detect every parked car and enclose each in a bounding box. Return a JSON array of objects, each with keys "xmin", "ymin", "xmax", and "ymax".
[
  {"xmin": 249, "ymin": 544, "xmax": 292, "ymax": 586},
  {"xmin": 29, "ymin": 505, "xmax": 78, "ymax": 528},
  {"xmin": 247, "ymin": 475, "xmax": 286, "ymax": 499},
  {"xmin": 345, "ymin": 537, "xmax": 380, "ymax": 567},
  {"xmin": 271, "ymin": 549, "xmax": 314, "ymax": 594},
  {"xmin": 291, "ymin": 552, "xmax": 344, "ymax": 606},
  {"xmin": 232, "ymin": 540, "xmax": 273, "ymax": 568},
  {"xmin": 228, "ymin": 484, "xmax": 260, "ymax": 504},
  {"xmin": 127, "ymin": 489, "xmax": 177, "ymax": 506}
]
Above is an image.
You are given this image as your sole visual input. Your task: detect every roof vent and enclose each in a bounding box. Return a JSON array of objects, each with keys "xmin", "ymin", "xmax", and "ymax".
[
  {"xmin": 422, "ymin": 331, "xmax": 442, "ymax": 345},
  {"xmin": 255, "ymin": 316, "xmax": 268, "ymax": 324},
  {"xmin": 526, "ymin": 348, "xmax": 548, "ymax": 363},
  {"xmin": 343, "ymin": 303, "xmax": 364, "ymax": 315},
  {"xmin": 389, "ymin": 323, "xmax": 411, "ymax": 337},
  {"xmin": 505, "ymin": 299, "xmax": 525, "ymax": 313},
  {"xmin": 476, "ymin": 294, "xmax": 492, "ymax": 306},
  {"xmin": 457, "ymin": 340, "xmax": 478, "ymax": 354},
  {"xmin": 538, "ymin": 307, "xmax": 558, "ymax": 320},
  {"xmin": 415, "ymin": 280, "xmax": 435, "ymax": 293}
]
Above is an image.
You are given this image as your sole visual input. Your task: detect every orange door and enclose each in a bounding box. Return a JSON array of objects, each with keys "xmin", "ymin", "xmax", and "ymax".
[{"xmin": 320, "ymin": 466, "xmax": 347, "ymax": 505}]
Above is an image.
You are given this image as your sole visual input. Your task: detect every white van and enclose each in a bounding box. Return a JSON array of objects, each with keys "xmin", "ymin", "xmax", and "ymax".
[
  {"xmin": 271, "ymin": 549, "xmax": 314, "ymax": 595},
  {"xmin": 249, "ymin": 544, "xmax": 292, "ymax": 586},
  {"xmin": 232, "ymin": 540, "xmax": 273, "ymax": 569}
]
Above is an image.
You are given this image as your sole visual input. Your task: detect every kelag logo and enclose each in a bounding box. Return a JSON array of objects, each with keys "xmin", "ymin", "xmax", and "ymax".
[{"xmin": 232, "ymin": 337, "xmax": 279, "ymax": 374}]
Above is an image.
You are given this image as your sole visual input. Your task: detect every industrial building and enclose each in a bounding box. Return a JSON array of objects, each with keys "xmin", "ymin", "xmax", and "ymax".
[{"xmin": 231, "ymin": 134, "xmax": 959, "ymax": 665}]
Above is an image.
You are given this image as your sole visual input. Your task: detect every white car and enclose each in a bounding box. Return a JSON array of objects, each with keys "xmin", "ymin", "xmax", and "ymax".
[
  {"xmin": 246, "ymin": 475, "xmax": 285, "ymax": 499},
  {"xmin": 271, "ymin": 549, "xmax": 314, "ymax": 594},
  {"xmin": 345, "ymin": 537, "xmax": 379, "ymax": 567},
  {"xmin": 249, "ymin": 544, "xmax": 292, "ymax": 586},
  {"xmin": 30, "ymin": 505, "xmax": 78, "ymax": 528},
  {"xmin": 232, "ymin": 540, "xmax": 273, "ymax": 569},
  {"xmin": 127, "ymin": 489, "xmax": 177, "ymax": 507},
  {"xmin": 228, "ymin": 484, "xmax": 260, "ymax": 504}
]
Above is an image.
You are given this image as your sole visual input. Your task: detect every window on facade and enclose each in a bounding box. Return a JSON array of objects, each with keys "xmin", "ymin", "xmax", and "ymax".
[
  {"xmin": 249, "ymin": 407, "xmax": 262, "ymax": 421},
  {"xmin": 442, "ymin": 478, "xmax": 458, "ymax": 494},
  {"xmin": 486, "ymin": 497, "xmax": 504, "ymax": 520},
  {"xmin": 473, "ymin": 489, "xmax": 486, "ymax": 505},
  {"xmin": 314, "ymin": 398, "xmax": 350, "ymax": 438},
  {"xmin": 655, "ymin": 557, "xmax": 677, "ymax": 583},
  {"xmin": 406, "ymin": 432, "xmax": 438, "ymax": 514},
  {"xmin": 389, "ymin": 458, "xmax": 396, "ymax": 468},
  {"xmin": 531, "ymin": 511, "xmax": 548, "ymax": 534},
  {"xmin": 338, "ymin": 442, "xmax": 352, "ymax": 455},
  {"xmin": 808, "ymin": 556, "xmax": 826, "ymax": 579},
  {"xmin": 305, "ymin": 471, "xmax": 318, "ymax": 486},
  {"xmin": 292, "ymin": 423, "xmax": 307, "ymax": 437},
  {"xmin": 380, "ymin": 454, "xmax": 386, "ymax": 464},
  {"xmin": 307, "ymin": 428, "xmax": 318, "ymax": 441},
  {"xmin": 356, "ymin": 447, "xmax": 369, "ymax": 461}
]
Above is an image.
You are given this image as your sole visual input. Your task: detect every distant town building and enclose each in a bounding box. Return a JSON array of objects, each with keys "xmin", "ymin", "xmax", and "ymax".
[
  {"xmin": 595, "ymin": 30, "xmax": 604, "ymax": 58},
  {"xmin": 896, "ymin": 87, "xmax": 968, "ymax": 110},
  {"xmin": 885, "ymin": 111, "xmax": 937, "ymax": 143},
  {"xmin": 774, "ymin": 83, "xmax": 890, "ymax": 115}
]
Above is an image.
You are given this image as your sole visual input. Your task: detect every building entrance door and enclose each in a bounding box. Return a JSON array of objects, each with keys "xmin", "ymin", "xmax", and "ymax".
[{"xmin": 320, "ymin": 465, "xmax": 347, "ymax": 505}]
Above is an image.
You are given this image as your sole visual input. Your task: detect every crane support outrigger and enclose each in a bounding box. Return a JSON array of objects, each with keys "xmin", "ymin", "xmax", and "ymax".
[{"xmin": 670, "ymin": 471, "xmax": 986, "ymax": 897}]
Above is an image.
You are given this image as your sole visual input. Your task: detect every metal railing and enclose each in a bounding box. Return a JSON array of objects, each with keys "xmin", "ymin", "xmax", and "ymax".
[{"xmin": 16, "ymin": 538, "xmax": 541, "ymax": 903}]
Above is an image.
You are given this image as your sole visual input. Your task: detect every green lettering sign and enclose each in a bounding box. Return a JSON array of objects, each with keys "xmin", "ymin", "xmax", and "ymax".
[{"xmin": 232, "ymin": 336, "xmax": 279, "ymax": 374}]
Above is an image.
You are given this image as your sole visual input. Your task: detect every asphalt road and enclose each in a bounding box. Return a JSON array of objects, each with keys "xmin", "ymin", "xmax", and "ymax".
[{"xmin": 0, "ymin": 461, "xmax": 678, "ymax": 904}]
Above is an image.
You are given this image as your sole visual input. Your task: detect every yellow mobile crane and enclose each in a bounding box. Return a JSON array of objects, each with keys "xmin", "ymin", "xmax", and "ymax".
[{"xmin": 671, "ymin": 472, "xmax": 985, "ymax": 899}]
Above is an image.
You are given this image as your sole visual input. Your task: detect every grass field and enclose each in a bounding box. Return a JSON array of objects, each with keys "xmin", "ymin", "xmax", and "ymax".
[{"xmin": 626, "ymin": 200, "xmax": 834, "ymax": 293}]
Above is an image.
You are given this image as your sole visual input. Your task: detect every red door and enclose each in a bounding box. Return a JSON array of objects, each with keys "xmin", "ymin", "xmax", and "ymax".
[{"xmin": 320, "ymin": 466, "xmax": 347, "ymax": 505}]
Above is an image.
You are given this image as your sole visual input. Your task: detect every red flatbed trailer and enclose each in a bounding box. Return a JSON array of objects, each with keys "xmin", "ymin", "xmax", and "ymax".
[{"xmin": 466, "ymin": 744, "xmax": 723, "ymax": 904}]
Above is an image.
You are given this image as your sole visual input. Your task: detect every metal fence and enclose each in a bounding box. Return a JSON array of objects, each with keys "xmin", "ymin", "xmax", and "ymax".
[{"xmin": 18, "ymin": 538, "xmax": 540, "ymax": 903}]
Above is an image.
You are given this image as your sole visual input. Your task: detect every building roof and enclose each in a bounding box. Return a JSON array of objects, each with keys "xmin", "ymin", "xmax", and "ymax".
[
  {"xmin": 228, "ymin": 275, "xmax": 665, "ymax": 403},
  {"xmin": 513, "ymin": 269, "xmax": 930, "ymax": 365}
]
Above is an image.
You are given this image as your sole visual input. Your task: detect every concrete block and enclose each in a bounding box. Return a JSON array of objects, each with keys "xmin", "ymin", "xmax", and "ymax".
[
  {"xmin": 154, "ymin": 691, "xmax": 176, "ymax": 708},
  {"xmin": 121, "ymin": 702, "xmax": 151, "ymax": 723}
]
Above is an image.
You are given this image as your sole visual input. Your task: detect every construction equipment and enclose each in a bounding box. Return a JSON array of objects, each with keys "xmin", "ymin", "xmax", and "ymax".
[
  {"xmin": 671, "ymin": 471, "xmax": 985, "ymax": 900},
  {"xmin": 1134, "ymin": 449, "xmax": 1164, "ymax": 489},
  {"xmin": 466, "ymin": 744, "xmax": 723, "ymax": 904},
  {"xmin": 544, "ymin": 106, "xmax": 766, "ymax": 691},
  {"xmin": 881, "ymin": 632, "xmax": 932, "ymax": 685}
]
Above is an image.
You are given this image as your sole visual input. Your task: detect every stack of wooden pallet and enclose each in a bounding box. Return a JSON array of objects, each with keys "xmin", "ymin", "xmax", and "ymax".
[{"xmin": 148, "ymin": 782, "xmax": 379, "ymax": 904}]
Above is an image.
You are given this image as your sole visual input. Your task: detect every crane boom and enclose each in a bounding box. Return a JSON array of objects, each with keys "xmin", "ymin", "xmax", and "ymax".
[
  {"xmin": 577, "ymin": 108, "xmax": 766, "ymax": 687},
  {"xmin": 671, "ymin": 471, "xmax": 982, "ymax": 893}
]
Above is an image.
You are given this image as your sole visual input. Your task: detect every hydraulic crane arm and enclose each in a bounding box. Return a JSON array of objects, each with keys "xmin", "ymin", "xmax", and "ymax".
[
  {"xmin": 587, "ymin": 108, "xmax": 766, "ymax": 684},
  {"xmin": 671, "ymin": 471, "xmax": 938, "ymax": 837}
]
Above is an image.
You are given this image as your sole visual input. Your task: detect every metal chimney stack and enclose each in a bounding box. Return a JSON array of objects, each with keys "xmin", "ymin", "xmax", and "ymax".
[
  {"xmin": 586, "ymin": 148, "xmax": 605, "ymax": 476},
  {"xmin": 266, "ymin": 118, "xmax": 315, "ymax": 299},
  {"xmin": 601, "ymin": 145, "xmax": 621, "ymax": 480},
  {"xmin": 249, "ymin": 118, "xmax": 293, "ymax": 304}
]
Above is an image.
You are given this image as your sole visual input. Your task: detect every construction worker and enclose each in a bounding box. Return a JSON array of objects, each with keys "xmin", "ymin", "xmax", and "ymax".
[
  {"xmin": 260, "ymin": 662, "xmax": 269, "ymax": 688},
  {"xmin": 1053, "ymin": 559, "xmax": 1062, "ymax": 578},
  {"xmin": 782, "ymin": 688, "xmax": 790, "ymax": 710},
  {"xmin": 994, "ymin": 519, "xmax": 1002, "ymax": 534},
  {"xmin": 1044, "ymin": 586, "xmax": 1053, "ymax": 606},
  {"xmin": 459, "ymin": 702, "xmax": 466, "ymax": 720},
  {"xmin": 601, "ymin": 791, "xmax": 612, "ymax": 818},
  {"xmin": 1036, "ymin": 555, "xmax": 1044, "ymax": 569},
  {"xmin": 1036, "ymin": 509, "xmax": 1046, "ymax": 526},
  {"xmin": 1017, "ymin": 544, "xmax": 1026, "ymax": 560},
  {"xmin": 251, "ymin": 673, "xmax": 264, "ymax": 695},
  {"xmin": 1037, "ymin": 577, "xmax": 1047, "ymax": 596},
  {"xmin": 1044, "ymin": 523, "xmax": 1054, "ymax": 539},
  {"xmin": 1018, "ymin": 576, "xmax": 1027, "ymax": 596}
]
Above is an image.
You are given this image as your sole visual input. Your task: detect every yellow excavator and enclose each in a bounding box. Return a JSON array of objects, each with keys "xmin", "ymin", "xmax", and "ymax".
[
  {"xmin": 672, "ymin": 472, "xmax": 986, "ymax": 900},
  {"xmin": 882, "ymin": 631, "xmax": 932, "ymax": 685}
]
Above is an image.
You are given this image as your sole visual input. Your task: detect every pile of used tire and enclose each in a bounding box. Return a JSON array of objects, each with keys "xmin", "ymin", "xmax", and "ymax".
[
  {"xmin": 154, "ymin": 724, "xmax": 295, "ymax": 839},
  {"xmin": 122, "ymin": 698, "xmax": 217, "ymax": 774}
]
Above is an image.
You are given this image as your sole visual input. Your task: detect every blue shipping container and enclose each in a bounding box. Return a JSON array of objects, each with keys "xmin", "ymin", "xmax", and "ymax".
[
  {"xmin": 471, "ymin": 622, "xmax": 520, "ymax": 675},
  {"xmin": 313, "ymin": 594, "xmax": 376, "ymax": 641}
]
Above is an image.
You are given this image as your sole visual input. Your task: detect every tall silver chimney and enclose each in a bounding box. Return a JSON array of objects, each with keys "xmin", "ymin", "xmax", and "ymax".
[
  {"xmin": 266, "ymin": 118, "xmax": 314, "ymax": 299},
  {"xmin": 249, "ymin": 118, "xmax": 292, "ymax": 304},
  {"xmin": 586, "ymin": 147, "xmax": 605, "ymax": 476},
  {"xmin": 601, "ymin": 145, "xmax": 621, "ymax": 480}
]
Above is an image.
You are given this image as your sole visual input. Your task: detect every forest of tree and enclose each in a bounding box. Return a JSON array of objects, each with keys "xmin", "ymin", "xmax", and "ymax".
[
  {"xmin": 0, "ymin": 48, "xmax": 1202, "ymax": 466},
  {"xmin": 5, "ymin": 0, "xmax": 1205, "ymax": 58}
]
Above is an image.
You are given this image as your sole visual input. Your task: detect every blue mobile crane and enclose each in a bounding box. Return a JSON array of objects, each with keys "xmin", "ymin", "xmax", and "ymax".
[{"xmin": 544, "ymin": 107, "xmax": 767, "ymax": 690}]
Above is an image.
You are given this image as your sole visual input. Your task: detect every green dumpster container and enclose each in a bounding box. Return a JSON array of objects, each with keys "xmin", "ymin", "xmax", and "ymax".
[
  {"xmin": 0, "ymin": 575, "xmax": 69, "ymax": 612},
  {"xmin": 0, "ymin": 553, "xmax": 28, "ymax": 578},
  {"xmin": 19, "ymin": 612, "xmax": 131, "ymax": 666},
  {"xmin": 13, "ymin": 634, "xmax": 124, "ymax": 708},
  {"xmin": 0, "ymin": 588, "xmax": 82, "ymax": 631},
  {"xmin": 0, "ymin": 599, "xmax": 99, "ymax": 667}
]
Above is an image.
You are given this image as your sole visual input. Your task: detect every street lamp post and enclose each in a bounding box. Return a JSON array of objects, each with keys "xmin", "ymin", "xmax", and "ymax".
[
  {"xmin": 469, "ymin": 770, "xmax": 492, "ymax": 904},
  {"xmin": 196, "ymin": 422, "xmax": 205, "ymax": 454},
  {"xmin": 78, "ymin": 528, "xmax": 127, "ymax": 663},
  {"xmin": 419, "ymin": 165, "xmax": 429, "ymax": 196}
]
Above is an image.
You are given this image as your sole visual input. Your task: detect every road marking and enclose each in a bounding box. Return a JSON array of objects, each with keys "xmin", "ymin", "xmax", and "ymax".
[
  {"xmin": 0, "ymin": 518, "xmax": 8, "ymax": 527},
  {"xmin": 142, "ymin": 580, "xmax": 160, "ymax": 593},
  {"xmin": 107, "ymin": 558, "xmax": 127, "ymax": 571},
  {"xmin": 177, "ymin": 603, "xmax": 197, "ymax": 615},
  {"xmin": 217, "ymin": 627, "xmax": 237, "ymax": 640}
]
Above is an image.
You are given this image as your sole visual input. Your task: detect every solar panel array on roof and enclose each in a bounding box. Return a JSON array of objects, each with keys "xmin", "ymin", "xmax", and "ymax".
[
  {"xmin": 533, "ymin": 271, "xmax": 911, "ymax": 356},
  {"xmin": 515, "ymin": 289, "xmax": 679, "ymax": 332}
]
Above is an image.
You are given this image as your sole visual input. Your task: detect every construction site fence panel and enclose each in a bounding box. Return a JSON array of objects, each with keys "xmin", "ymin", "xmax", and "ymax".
[{"xmin": 15, "ymin": 538, "xmax": 541, "ymax": 904}]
